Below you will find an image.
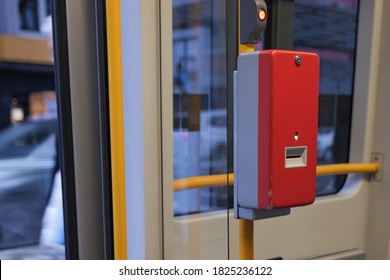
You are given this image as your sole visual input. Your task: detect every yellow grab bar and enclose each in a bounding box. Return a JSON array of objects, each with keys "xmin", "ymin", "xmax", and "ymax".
[
  {"xmin": 174, "ymin": 173, "xmax": 234, "ymax": 191},
  {"xmin": 316, "ymin": 162, "xmax": 379, "ymax": 176},
  {"xmin": 173, "ymin": 163, "xmax": 380, "ymax": 192}
]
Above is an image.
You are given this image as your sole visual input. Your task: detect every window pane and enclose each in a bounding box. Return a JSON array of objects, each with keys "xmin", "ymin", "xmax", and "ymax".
[
  {"xmin": 172, "ymin": 0, "xmax": 229, "ymax": 217},
  {"xmin": 293, "ymin": 0, "xmax": 359, "ymax": 195},
  {"xmin": 0, "ymin": 13, "xmax": 64, "ymax": 259},
  {"xmin": 171, "ymin": 1, "xmax": 230, "ymax": 259}
]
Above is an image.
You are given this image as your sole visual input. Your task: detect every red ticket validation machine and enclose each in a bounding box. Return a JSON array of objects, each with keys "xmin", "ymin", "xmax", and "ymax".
[{"xmin": 234, "ymin": 50, "xmax": 319, "ymax": 218}]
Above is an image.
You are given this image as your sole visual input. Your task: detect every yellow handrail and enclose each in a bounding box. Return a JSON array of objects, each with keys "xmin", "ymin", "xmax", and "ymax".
[
  {"xmin": 173, "ymin": 163, "xmax": 380, "ymax": 192},
  {"xmin": 316, "ymin": 163, "xmax": 379, "ymax": 176},
  {"xmin": 174, "ymin": 174, "xmax": 234, "ymax": 191}
]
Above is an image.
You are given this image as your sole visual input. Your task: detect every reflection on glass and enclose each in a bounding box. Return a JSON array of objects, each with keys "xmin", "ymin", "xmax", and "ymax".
[
  {"xmin": 173, "ymin": 0, "xmax": 229, "ymax": 217},
  {"xmin": 0, "ymin": 9, "xmax": 64, "ymax": 258},
  {"xmin": 293, "ymin": 0, "xmax": 359, "ymax": 195}
]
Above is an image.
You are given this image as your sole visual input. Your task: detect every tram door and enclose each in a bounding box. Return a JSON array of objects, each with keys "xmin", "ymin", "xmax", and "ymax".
[
  {"xmin": 158, "ymin": 0, "xmax": 390, "ymax": 259},
  {"xmin": 106, "ymin": 0, "xmax": 390, "ymax": 260}
]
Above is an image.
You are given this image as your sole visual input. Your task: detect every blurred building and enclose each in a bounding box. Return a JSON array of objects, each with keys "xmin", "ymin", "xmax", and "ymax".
[{"xmin": 0, "ymin": 0, "xmax": 54, "ymax": 130}]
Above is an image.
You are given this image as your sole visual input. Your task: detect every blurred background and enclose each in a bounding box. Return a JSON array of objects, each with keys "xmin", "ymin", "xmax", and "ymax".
[{"xmin": 0, "ymin": 0, "xmax": 64, "ymax": 259}]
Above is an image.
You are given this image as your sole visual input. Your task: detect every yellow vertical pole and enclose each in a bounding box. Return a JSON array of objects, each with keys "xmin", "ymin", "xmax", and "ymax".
[
  {"xmin": 106, "ymin": 0, "xmax": 128, "ymax": 259},
  {"xmin": 239, "ymin": 219, "xmax": 254, "ymax": 259},
  {"xmin": 238, "ymin": 0, "xmax": 255, "ymax": 260}
]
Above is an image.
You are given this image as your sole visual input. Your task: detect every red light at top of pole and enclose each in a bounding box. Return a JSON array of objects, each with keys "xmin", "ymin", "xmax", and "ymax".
[{"xmin": 258, "ymin": 9, "xmax": 266, "ymax": 21}]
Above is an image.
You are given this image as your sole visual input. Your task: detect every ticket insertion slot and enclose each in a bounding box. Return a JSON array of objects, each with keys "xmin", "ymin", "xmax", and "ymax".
[{"xmin": 285, "ymin": 146, "xmax": 307, "ymax": 168}]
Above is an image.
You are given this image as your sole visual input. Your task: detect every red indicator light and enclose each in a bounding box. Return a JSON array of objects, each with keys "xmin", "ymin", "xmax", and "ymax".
[{"xmin": 258, "ymin": 9, "xmax": 266, "ymax": 21}]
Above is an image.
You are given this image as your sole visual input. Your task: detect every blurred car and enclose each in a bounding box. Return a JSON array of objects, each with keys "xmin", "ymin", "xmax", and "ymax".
[
  {"xmin": 173, "ymin": 109, "xmax": 227, "ymax": 179},
  {"xmin": 317, "ymin": 126, "xmax": 335, "ymax": 161},
  {"xmin": 0, "ymin": 117, "xmax": 57, "ymax": 249},
  {"xmin": 199, "ymin": 109, "xmax": 227, "ymax": 174}
]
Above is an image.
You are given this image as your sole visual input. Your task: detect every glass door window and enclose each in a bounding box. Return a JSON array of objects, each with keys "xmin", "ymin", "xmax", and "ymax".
[
  {"xmin": 173, "ymin": 0, "xmax": 229, "ymax": 216},
  {"xmin": 0, "ymin": 10, "xmax": 65, "ymax": 259}
]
